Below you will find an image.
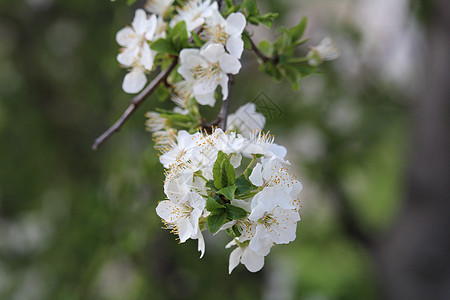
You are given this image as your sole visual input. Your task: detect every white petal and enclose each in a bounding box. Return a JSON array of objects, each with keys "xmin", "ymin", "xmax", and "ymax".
[
  {"xmin": 177, "ymin": 218, "xmax": 194, "ymax": 243},
  {"xmin": 219, "ymin": 221, "xmax": 236, "ymax": 233},
  {"xmin": 249, "ymin": 163, "xmax": 263, "ymax": 186},
  {"xmin": 190, "ymin": 208, "xmax": 202, "ymax": 233},
  {"xmin": 249, "ymin": 225, "xmax": 270, "ymax": 252},
  {"xmin": 194, "ymin": 79, "xmax": 219, "ymax": 95},
  {"xmin": 267, "ymin": 144, "xmax": 287, "ymax": 159},
  {"xmin": 231, "ymin": 199, "xmax": 251, "ymax": 212},
  {"xmin": 117, "ymin": 47, "xmax": 139, "ymax": 66},
  {"xmin": 132, "ymin": 9, "xmax": 149, "ymax": 34},
  {"xmin": 225, "ymin": 13, "xmax": 246, "ymax": 36},
  {"xmin": 122, "ymin": 68, "xmax": 147, "ymax": 94},
  {"xmin": 226, "ymin": 35, "xmax": 244, "ymax": 58},
  {"xmin": 225, "ymin": 239, "xmax": 237, "ymax": 249},
  {"xmin": 116, "ymin": 27, "xmax": 136, "ymax": 47},
  {"xmin": 241, "ymin": 248, "xmax": 265, "ymax": 273},
  {"xmin": 195, "ymin": 92, "xmax": 216, "ymax": 106},
  {"xmin": 200, "ymin": 43, "xmax": 225, "ymax": 63},
  {"xmin": 219, "ymin": 53, "xmax": 241, "ymax": 74},
  {"xmin": 141, "ymin": 43, "xmax": 155, "ymax": 71},
  {"xmin": 144, "ymin": 14, "xmax": 158, "ymax": 40},
  {"xmin": 229, "ymin": 247, "xmax": 243, "ymax": 274},
  {"xmin": 229, "ymin": 153, "xmax": 242, "ymax": 168},
  {"xmin": 197, "ymin": 231, "xmax": 205, "ymax": 258},
  {"xmin": 219, "ymin": 75, "xmax": 229, "ymax": 100},
  {"xmin": 189, "ymin": 193, "xmax": 206, "ymax": 211},
  {"xmin": 178, "ymin": 66, "xmax": 195, "ymax": 82},
  {"xmin": 156, "ymin": 201, "xmax": 180, "ymax": 223},
  {"xmin": 180, "ymin": 49, "xmax": 206, "ymax": 68}
]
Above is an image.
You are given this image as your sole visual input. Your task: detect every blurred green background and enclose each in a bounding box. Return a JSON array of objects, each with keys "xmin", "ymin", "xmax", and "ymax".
[{"xmin": 1, "ymin": 0, "xmax": 447, "ymax": 299}]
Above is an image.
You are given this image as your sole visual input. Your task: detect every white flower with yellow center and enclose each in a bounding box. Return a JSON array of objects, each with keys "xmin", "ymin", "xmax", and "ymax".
[
  {"xmin": 116, "ymin": 9, "xmax": 158, "ymax": 93},
  {"xmin": 202, "ymin": 8, "xmax": 247, "ymax": 58},
  {"xmin": 307, "ymin": 36, "xmax": 340, "ymax": 66},
  {"xmin": 248, "ymin": 158, "xmax": 302, "ymax": 220},
  {"xmin": 171, "ymin": 0, "xmax": 215, "ymax": 32},
  {"xmin": 178, "ymin": 43, "xmax": 241, "ymax": 106},
  {"xmin": 241, "ymin": 131, "xmax": 287, "ymax": 160},
  {"xmin": 156, "ymin": 191, "xmax": 206, "ymax": 257},
  {"xmin": 249, "ymin": 207, "xmax": 300, "ymax": 253},
  {"xmin": 159, "ymin": 130, "xmax": 202, "ymax": 168},
  {"xmin": 227, "ymin": 103, "xmax": 266, "ymax": 137},
  {"xmin": 226, "ymin": 238, "xmax": 272, "ymax": 273}
]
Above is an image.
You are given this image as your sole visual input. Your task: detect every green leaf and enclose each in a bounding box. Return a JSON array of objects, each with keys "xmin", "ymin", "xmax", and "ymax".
[
  {"xmin": 241, "ymin": 0, "xmax": 259, "ymax": 16},
  {"xmin": 207, "ymin": 211, "xmax": 227, "ymax": 234},
  {"xmin": 170, "ymin": 21, "xmax": 188, "ymax": 51},
  {"xmin": 217, "ymin": 185, "xmax": 237, "ymax": 201},
  {"xmin": 255, "ymin": 12, "xmax": 279, "ymax": 28},
  {"xmin": 235, "ymin": 176, "xmax": 254, "ymax": 195},
  {"xmin": 242, "ymin": 33, "xmax": 253, "ymax": 50},
  {"xmin": 151, "ymin": 38, "xmax": 177, "ymax": 55},
  {"xmin": 206, "ymin": 196, "xmax": 225, "ymax": 213},
  {"xmin": 213, "ymin": 151, "xmax": 236, "ymax": 189},
  {"xmin": 205, "ymin": 180, "xmax": 218, "ymax": 191},
  {"xmin": 284, "ymin": 64, "xmax": 301, "ymax": 90},
  {"xmin": 258, "ymin": 40, "xmax": 272, "ymax": 56},
  {"xmin": 225, "ymin": 204, "xmax": 248, "ymax": 220},
  {"xmin": 290, "ymin": 17, "xmax": 308, "ymax": 42}
]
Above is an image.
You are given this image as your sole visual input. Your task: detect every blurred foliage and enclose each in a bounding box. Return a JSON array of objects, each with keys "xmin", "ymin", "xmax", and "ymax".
[{"xmin": 0, "ymin": 0, "xmax": 410, "ymax": 299}]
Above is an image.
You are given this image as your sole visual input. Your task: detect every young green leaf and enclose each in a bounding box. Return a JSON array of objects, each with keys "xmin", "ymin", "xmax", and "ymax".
[
  {"xmin": 170, "ymin": 21, "xmax": 188, "ymax": 51},
  {"xmin": 213, "ymin": 151, "xmax": 236, "ymax": 189},
  {"xmin": 151, "ymin": 38, "xmax": 177, "ymax": 55},
  {"xmin": 225, "ymin": 204, "xmax": 248, "ymax": 220},
  {"xmin": 235, "ymin": 176, "xmax": 254, "ymax": 195},
  {"xmin": 290, "ymin": 17, "xmax": 308, "ymax": 42},
  {"xmin": 217, "ymin": 185, "xmax": 237, "ymax": 201},
  {"xmin": 241, "ymin": 0, "xmax": 259, "ymax": 16},
  {"xmin": 205, "ymin": 180, "xmax": 218, "ymax": 191},
  {"xmin": 206, "ymin": 196, "xmax": 225, "ymax": 213},
  {"xmin": 258, "ymin": 40, "xmax": 273, "ymax": 57},
  {"xmin": 207, "ymin": 211, "xmax": 227, "ymax": 234}
]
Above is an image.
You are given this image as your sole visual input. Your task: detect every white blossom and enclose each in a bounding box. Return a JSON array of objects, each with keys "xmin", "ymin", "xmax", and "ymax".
[
  {"xmin": 241, "ymin": 131, "xmax": 287, "ymax": 160},
  {"xmin": 248, "ymin": 158, "xmax": 302, "ymax": 220},
  {"xmin": 116, "ymin": 9, "xmax": 158, "ymax": 93},
  {"xmin": 307, "ymin": 36, "xmax": 340, "ymax": 66},
  {"xmin": 159, "ymin": 130, "xmax": 201, "ymax": 168},
  {"xmin": 178, "ymin": 43, "xmax": 241, "ymax": 106},
  {"xmin": 249, "ymin": 207, "xmax": 300, "ymax": 253},
  {"xmin": 226, "ymin": 239, "xmax": 272, "ymax": 273},
  {"xmin": 227, "ymin": 103, "xmax": 266, "ymax": 137},
  {"xmin": 171, "ymin": 0, "xmax": 215, "ymax": 32},
  {"xmin": 156, "ymin": 191, "xmax": 206, "ymax": 257},
  {"xmin": 202, "ymin": 7, "xmax": 247, "ymax": 58}
]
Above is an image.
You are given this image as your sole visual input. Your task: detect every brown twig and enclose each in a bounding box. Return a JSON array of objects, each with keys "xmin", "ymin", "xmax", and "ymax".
[
  {"xmin": 92, "ymin": 58, "xmax": 179, "ymax": 150},
  {"xmin": 246, "ymin": 32, "xmax": 270, "ymax": 63}
]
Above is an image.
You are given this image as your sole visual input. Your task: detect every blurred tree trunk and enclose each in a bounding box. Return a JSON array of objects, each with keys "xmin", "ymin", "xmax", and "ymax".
[{"xmin": 375, "ymin": 1, "xmax": 450, "ymax": 299}]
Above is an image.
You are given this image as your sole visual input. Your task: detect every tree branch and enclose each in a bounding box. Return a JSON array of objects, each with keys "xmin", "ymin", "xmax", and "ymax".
[
  {"xmin": 218, "ymin": 74, "xmax": 235, "ymax": 130},
  {"xmin": 92, "ymin": 58, "xmax": 179, "ymax": 150},
  {"xmin": 246, "ymin": 32, "xmax": 270, "ymax": 64}
]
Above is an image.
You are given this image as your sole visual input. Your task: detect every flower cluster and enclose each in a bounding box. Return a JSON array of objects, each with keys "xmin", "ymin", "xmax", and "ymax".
[
  {"xmin": 116, "ymin": 0, "xmax": 246, "ymax": 99},
  {"xmin": 155, "ymin": 128, "xmax": 302, "ymax": 273},
  {"xmin": 106, "ymin": 0, "xmax": 340, "ymax": 274}
]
